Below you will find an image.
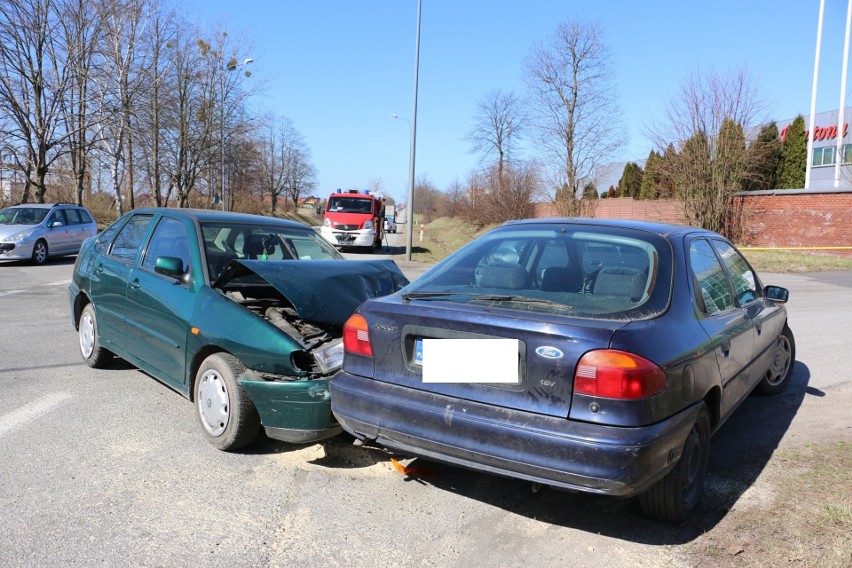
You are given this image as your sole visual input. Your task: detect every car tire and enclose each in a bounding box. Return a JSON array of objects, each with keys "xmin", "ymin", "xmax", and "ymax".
[
  {"xmin": 639, "ymin": 403, "xmax": 711, "ymax": 523},
  {"xmin": 31, "ymin": 239, "xmax": 48, "ymax": 265},
  {"xmin": 78, "ymin": 303, "xmax": 114, "ymax": 368},
  {"xmin": 194, "ymin": 353, "xmax": 260, "ymax": 451},
  {"xmin": 755, "ymin": 324, "xmax": 795, "ymax": 395}
]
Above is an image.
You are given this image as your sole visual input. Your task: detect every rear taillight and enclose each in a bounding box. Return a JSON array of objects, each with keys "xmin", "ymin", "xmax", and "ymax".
[
  {"xmin": 343, "ymin": 314, "xmax": 372, "ymax": 357},
  {"xmin": 574, "ymin": 350, "xmax": 666, "ymax": 399}
]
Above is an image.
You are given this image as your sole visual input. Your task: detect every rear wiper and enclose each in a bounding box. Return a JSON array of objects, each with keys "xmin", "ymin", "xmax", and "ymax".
[
  {"xmin": 472, "ymin": 295, "xmax": 574, "ymax": 310},
  {"xmin": 402, "ymin": 291, "xmax": 467, "ymax": 303}
]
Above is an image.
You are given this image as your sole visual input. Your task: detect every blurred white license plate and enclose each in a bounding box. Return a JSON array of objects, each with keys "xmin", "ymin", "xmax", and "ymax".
[{"xmin": 419, "ymin": 338, "xmax": 520, "ymax": 384}]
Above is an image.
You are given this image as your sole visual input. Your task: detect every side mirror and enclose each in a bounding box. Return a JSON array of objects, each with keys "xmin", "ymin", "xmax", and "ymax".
[
  {"xmin": 764, "ymin": 285, "xmax": 789, "ymax": 303},
  {"xmin": 49, "ymin": 221, "xmax": 64, "ymax": 228},
  {"xmin": 155, "ymin": 256, "xmax": 187, "ymax": 280}
]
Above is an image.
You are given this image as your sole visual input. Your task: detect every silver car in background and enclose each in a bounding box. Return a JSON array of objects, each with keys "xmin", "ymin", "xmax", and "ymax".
[{"xmin": 0, "ymin": 203, "xmax": 98, "ymax": 265}]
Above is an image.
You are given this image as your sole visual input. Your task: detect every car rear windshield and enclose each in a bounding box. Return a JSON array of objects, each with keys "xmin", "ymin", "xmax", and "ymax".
[{"xmin": 404, "ymin": 224, "xmax": 673, "ymax": 320}]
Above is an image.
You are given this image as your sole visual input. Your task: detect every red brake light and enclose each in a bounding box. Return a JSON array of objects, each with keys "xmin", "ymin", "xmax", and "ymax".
[
  {"xmin": 343, "ymin": 314, "xmax": 372, "ymax": 357},
  {"xmin": 574, "ymin": 350, "xmax": 666, "ymax": 399}
]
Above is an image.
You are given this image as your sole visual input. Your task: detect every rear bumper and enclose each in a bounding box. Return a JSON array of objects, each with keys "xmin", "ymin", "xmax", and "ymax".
[{"xmin": 331, "ymin": 371, "xmax": 701, "ymax": 496}]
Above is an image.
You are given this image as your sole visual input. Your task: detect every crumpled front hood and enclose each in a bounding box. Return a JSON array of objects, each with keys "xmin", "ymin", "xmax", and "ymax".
[{"xmin": 214, "ymin": 259, "xmax": 409, "ymax": 326}]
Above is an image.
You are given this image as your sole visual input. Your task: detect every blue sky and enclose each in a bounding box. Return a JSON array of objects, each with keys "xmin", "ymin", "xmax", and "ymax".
[{"xmin": 185, "ymin": 1, "xmax": 852, "ymax": 203}]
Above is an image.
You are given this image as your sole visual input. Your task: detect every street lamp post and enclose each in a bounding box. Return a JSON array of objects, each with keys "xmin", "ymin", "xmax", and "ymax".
[
  {"xmin": 221, "ymin": 57, "xmax": 253, "ymax": 211},
  {"xmin": 390, "ymin": 113, "xmax": 412, "ymax": 245},
  {"xmin": 401, "ymin": 0, "xmax": 422, "ymax": 261}
]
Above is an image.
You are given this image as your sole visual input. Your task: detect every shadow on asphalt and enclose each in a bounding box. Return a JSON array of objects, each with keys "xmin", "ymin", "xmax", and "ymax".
[{"xmin": 314, "ymin": 361, "xmax": 811, "ymax": 544}]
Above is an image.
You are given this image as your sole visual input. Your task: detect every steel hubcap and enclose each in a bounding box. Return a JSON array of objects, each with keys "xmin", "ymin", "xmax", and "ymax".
[
  {"xmin": 197, "ymin": 370, "xmax": 229, "ymax": 437},
  {"xmin": 767, "ymin": 335, "xmax": 791, "ymax": 386},
  {"xmin": 79, "ymin": 312, "xmax": 95, "ymax": 358}
]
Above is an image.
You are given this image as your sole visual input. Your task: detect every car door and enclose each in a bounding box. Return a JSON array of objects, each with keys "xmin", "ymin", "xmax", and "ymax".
[
  {"xmin": 61, "ymin": 208, "xmax": 86, "ymax": 252},
  {"xmin": 711, "ymin": 239, "xmax": 787, "ymax": 387},
  {"xmin": 688, "ymin": 237, "xmax": 756, "ymax": 421},
  {"xmin": 88, "ymin": 214, "xmax": 155, "ymax": 354},
  {"xmin": 45, "ymin": 209, "xmax": 71, "ymax": 254},
  {"xmin": 124, "ymin": 215, "xmax": 195, "ymax": 390}
]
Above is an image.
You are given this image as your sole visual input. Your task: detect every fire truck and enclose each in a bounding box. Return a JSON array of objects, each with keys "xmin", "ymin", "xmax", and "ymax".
[{"xmin": 320, "ymin": 189, "xmax": 385, "ymax": 251}]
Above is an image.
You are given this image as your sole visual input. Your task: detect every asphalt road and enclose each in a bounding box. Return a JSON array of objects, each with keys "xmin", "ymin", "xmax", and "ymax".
[{"xmin": 0, "ymin": 237, "xmax": 849, "ymax": 568}]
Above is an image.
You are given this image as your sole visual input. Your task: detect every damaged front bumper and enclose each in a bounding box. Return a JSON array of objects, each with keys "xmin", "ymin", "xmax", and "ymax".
[{"xmin": 239, "ymin": 377, "xmax": 342, "ymax": 444}]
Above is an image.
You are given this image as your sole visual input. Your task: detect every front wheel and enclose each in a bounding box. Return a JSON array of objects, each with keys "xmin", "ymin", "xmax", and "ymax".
[
  {"xmin": 755, "ymin": 324, "xmax": 795, "ymax": 395},
  {"xmin": 78, "ymin": 303, "xmax": 114, "ymax": 368},
  {"xmin": 639, "ymin": 404, "xmax": 711, "ymax": 522},
  {"xmin": 194, "ymin": 353, "xmax": 260, "ymax": 451},
  {"xmin": 31, "ymin": 239, "xmax": 48, "ymax": 265}
]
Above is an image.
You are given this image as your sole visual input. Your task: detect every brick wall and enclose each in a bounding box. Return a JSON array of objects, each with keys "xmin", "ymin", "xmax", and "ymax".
[
  {"xmin": 737, "ymin": 191, "xmax": 852, "ymax": 249},
  {"xmin": 534, "ymin": 190, "xmax": 852, "ymax": 250}
]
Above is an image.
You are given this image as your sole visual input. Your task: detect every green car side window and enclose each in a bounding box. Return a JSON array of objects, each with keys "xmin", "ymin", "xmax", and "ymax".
[
  {"xmin": 110, "ymin": 214, "xmax": 154, "ymax": 263},
  {"xmin": 143, "ymin": 217, "xmax": 190, "ymax": 274}
]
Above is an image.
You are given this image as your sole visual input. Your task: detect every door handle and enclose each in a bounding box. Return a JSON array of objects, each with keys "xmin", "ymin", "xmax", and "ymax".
[
  {"xmin": 721, "ymin": 340, "xmax": 731, "ymax": 357},
  {"xmin": 129, "ymin": 279, "xmax": 141, "ymax": 290}
]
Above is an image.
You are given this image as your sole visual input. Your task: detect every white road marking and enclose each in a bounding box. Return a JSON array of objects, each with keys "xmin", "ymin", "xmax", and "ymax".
[
  {"xmin": 0, "ymin": 280, "xmax": 69, "ymax": 297},
  {"xmin": 0, "ymin": 392, "xmax": 72, "ymax": 438},
  {"xmin": 0, "ymin": 290, "xmax": 27, "ymax": 297}
]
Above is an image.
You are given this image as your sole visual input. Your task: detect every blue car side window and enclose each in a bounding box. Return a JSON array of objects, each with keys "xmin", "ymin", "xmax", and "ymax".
[{"xmin": 689, "ymin": 239, "xmax": 734, "ymax": 315}]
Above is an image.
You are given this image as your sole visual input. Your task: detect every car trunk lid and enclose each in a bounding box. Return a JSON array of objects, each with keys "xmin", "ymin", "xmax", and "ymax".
[{"xmin": 349, "ymin": 296, "xmax": 626, "ymax": 418}]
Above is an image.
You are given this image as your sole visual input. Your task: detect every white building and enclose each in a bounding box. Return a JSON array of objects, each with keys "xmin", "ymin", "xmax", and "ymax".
[{"xmin": 777, "ymin": 108, "xmax": 852, "ymax": 189}]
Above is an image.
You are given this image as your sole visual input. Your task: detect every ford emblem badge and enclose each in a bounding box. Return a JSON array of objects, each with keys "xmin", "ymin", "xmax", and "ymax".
[{"xmin": 535, "ymin": 346, "xmax": 563, "ymax": 359}]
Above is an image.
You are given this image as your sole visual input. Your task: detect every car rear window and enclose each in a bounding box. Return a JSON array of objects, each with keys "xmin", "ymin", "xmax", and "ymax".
[{"xmin": 404, "ymin": 224, "xmax": 673, "ymax": 320}]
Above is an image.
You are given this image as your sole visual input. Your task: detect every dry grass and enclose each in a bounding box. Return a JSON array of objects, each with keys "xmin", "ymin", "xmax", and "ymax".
[
  {"xmin": 682, "ymin": 441, "xmax": 852, "ymax": 567},
  {"xmin": 740, "ymin": 249, "xmax": 852, "ymax": 273}
]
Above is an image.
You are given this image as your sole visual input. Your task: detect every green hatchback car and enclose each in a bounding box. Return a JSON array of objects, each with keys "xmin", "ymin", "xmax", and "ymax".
[{"xmin": 69, "ymin": 208, "xmax": 408, "ymax": 451}]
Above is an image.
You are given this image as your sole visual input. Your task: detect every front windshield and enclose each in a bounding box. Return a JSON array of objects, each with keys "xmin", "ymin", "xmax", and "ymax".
[
  {"xmin": 0, "ymin": 207, "xmax": 48, "ymax": 226},
  {"xmin": 327, "ymin": 196, "xmax": 374, "ymax": 214},
  {"xmin": 201, "ymin": 221, "xmax": 343, "ymax": 281},
  {"xmin": 404, "ymin": 224, "xmax": 673, "ymax": 320}
]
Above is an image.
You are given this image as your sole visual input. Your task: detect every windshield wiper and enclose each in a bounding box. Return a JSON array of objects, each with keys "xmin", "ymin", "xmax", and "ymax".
[
  {"xmin": 402, "ymin": 291, "xmax": 467, "ymax": 303},
  {"xmin": 472, "ymin": 295, "xmax": 574, "ymax": 310},
  {"xmin": 402, "ymin": 292, "xmax": 573, "ymax": 310}
]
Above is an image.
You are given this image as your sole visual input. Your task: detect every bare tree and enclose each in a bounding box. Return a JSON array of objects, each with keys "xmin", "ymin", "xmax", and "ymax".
[
  {"xmin": 444, "ymin": 178, "xmax": 469, "ymax": 219},
  {"xmin": 0, "ymin": 0, "xmax": 72, "ymax": 203},
  {"xmin": 58, "ymin": 0, "xmax": 103, "ymax": 206},
  {"xmin": 134, "ymin": 1, "xmax": 176, "ymax": 207},
  {"xmin": 653, "ymin": 65, "xmax": 768, "ymax": 237},
  {"xmin": 258, "ymin": 115, "xmax": 292, "ymax": 213},
  {"xmin": 464, "ymin": 162, "xmax": 541, "ymax": 225},
  {"xmin": 91, "ymin": 0, "xmax": 149, "ymax": 216},
  {"xmin": 524, "ymin": 20, "xmax": 623, "ymax": 211},
  {"xmin": 467, "ymin": 89, "xmax": 525, "ymax": 182}
]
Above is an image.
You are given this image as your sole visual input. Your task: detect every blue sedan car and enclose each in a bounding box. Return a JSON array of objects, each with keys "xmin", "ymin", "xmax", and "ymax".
[{"xmin": 330, "ymin": 218, "xmax": 794, "ymax": 522}]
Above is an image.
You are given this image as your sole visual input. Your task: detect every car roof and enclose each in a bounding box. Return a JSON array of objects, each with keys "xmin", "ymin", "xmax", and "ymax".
[
  {"xmin": 502, "ymin": 217, "xmax": 714, "ymax": 239},
  {"xmin": 9, "ymin": 203, "xmax": 85, "ymax": 209},
  {"xmin": 130, "ymin": 207, "xmax": 310, "ymax": 228}
]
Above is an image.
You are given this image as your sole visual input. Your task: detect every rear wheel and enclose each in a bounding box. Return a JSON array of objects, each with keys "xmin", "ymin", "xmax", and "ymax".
[
  {"xmin": 78, "ymin": 303, "xmax": 114, "ymax": 368},
  {"xmin": 639, "ymin": 404, "xmax": 711, "ymax": 523},
  {"xmin": 31, "ymin": 239, "xmax": 48, "ymax": 265},
  {"xmin": 755, "ymin": 324, "xmax": 795, "ymax": 395},
  {"xmin": 194, "ymin": 353, "xmax": 260, "ymax": 451}
]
